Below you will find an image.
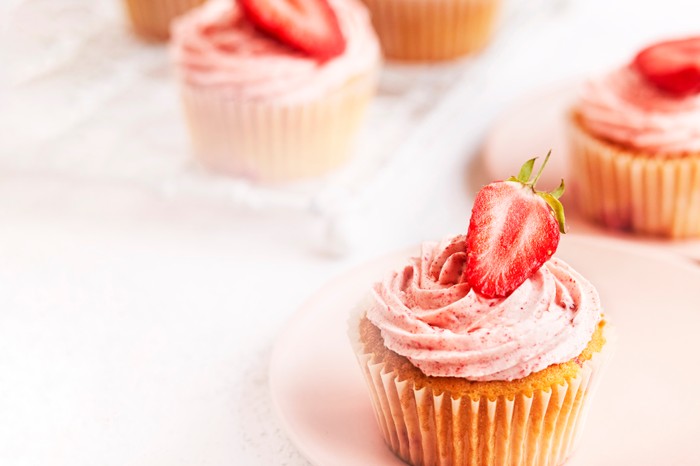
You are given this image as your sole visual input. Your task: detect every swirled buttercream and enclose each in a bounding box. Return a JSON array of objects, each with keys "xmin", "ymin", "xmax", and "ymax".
[
  {"xmin": 577, "ymin": 65, "xmax": 700, "ymax": 153},
  {"xmin": 170, "ymin": 0, "xmax": 379, "ymax": 104},
  {"xmin": 366, "ymin": 235, "xmax": 601, "ymax": 381}
]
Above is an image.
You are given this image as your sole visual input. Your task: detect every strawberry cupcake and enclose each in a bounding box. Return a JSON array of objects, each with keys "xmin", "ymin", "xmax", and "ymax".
[
  {"xmin": 123, "ymin": 0, "xmax": 205, "ymax": 40},
  {"xmin": 350, "ymin": 155, "xmax": 613, "ymax": 466},
  {"xmin": 361, "ymin": 0, "xmax": 500, "ymax": 61},
  {"xmin": 569, "ymin": 37, "xmax": 700, "ymax": 238},
  {"xmin": 171, "ymin": 0, "xmax": 380, "ymax": 182}
]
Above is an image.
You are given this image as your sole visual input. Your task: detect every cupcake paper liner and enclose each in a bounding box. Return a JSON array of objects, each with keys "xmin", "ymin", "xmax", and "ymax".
[
  {"xmin": 179, "ymin": 72, "xmax": 377, "ymax": 183},
  {"xmin": 360, "ymin": 0, "xmax": 500, "ymax": 61},
  {"xmin": 123, "ymin": 0, "xmax": 205, "ymax": 40},
  {"xmin": 568, "ymin": 116, "xmax": 700, "ymax": 238},
  {"xmin": 350, "ymin": 315, "xmax": 613, "ymax": 466}
]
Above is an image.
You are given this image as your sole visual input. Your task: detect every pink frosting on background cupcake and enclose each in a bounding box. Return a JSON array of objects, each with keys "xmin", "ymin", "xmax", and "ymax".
[
  {"xmin": 577, "ymin": 66, "xmax": 700, "ymax": 153},
  {"xmin": 170, "ymin": 0, "xmax": 380, "ymax": 104},
  {"xmin": 366, "ymin": 235, "xmax": 601, "ymax": 382}
]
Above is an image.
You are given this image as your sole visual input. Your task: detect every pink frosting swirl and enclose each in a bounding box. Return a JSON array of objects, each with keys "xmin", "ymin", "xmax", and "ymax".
[
  {"xmin": 577, "ymin": 66, "xmax": 700, "ymax": 153},
  {"xmin": 170, "ymin": 0, "xmax": 379, "ymax": 104},
  {"xmin": 366, "ymin": 235, "xmax": 601, "ymax": 381}
]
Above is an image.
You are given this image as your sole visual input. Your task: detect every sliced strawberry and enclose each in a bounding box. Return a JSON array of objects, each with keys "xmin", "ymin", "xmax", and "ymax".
[
  {"xmin": 239, "ymin": 0, "xmax": 346, "ymax": 61},
  {"xmin": 464, "ymin": 153, "xmax": 566, "ymax": 298},
  {"xmin": 633, "ymin": 37, "xmax": 700, "ymax": 97}
]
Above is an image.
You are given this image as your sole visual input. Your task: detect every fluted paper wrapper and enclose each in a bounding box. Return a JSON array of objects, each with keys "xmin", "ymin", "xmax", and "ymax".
[
  {"xmin": 568, "ymin": 116, "xmax": 700, "ymax": 238},
  {"xmin": 360, "ymin": 0, "xmax": 500, "ymax": 61},
  {"xmin": 350, "ymin": 317, "xmax": 613, "ymax": 466},
  {"xmin": 179, "ymin": 72, "xmax": 377, "ymax": 183},
  {"xmin": 123, "ymin": 0, "xmax": 205, "ymax": 40}
]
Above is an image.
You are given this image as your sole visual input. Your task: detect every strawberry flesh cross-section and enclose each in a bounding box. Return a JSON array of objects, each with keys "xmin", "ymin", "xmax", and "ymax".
[
  {"xmin": 239, "ymin": 0, "xmax": 346, "ymax": 61},
  {"xmin": 633, "ymin": 37, "xmax": 700, "ymax": 97},
  {"xmin": 464, "ymin": 153, "xmax": 567, "ymax": 298}
]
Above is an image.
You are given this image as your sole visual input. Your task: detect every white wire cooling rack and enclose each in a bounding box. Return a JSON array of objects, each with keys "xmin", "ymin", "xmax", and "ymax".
[{"xmin": 0, "ymin": 0, "xmax": 575, "ymax": 252}]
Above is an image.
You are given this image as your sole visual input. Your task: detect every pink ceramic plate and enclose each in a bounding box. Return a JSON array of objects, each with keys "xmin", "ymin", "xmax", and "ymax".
[
  {"xmin": 481, "ymin": 83, "xmax": 700, "ymax": 262},
  {"xmin": 270, "ymin": 235, "xmax": 700, "ymax": 466}
]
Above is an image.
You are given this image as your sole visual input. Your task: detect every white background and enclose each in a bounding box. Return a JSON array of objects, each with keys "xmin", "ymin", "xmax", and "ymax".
[{"xmin": 1, "ymin": 0, "xmax": 700, "ymax": 464}]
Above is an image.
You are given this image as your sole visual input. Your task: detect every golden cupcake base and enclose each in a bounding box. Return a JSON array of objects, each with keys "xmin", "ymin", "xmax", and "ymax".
[
  {"xmin": 350, "ymin": 316, "xmax": 612, "ymax": 466},
  {"xmin": 360, "ymin": 0, "xmax": 500, "ymax": 61},
  {"xmin": 568, "ymin": 114, "xmax": 700, "ymax": 239},
  {"xmin": 179, "ymin": 72, "xmax": 378, "ymax": 183},
  {"xmin": 123, "ymin": 0, "xmax": 205, "ymax": 41}
]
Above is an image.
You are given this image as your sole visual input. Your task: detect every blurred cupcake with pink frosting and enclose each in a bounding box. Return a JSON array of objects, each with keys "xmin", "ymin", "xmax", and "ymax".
[
  {"xmin": 568, "ymin": 37, "xmax": 700, "ymax": 238},
  {"xmin": 171, "ymin": 0, "xmax": 380, "ymax": 182}
]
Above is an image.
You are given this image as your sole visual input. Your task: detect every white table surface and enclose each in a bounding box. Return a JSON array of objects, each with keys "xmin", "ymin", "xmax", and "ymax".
[{"xmin": 2, "ymin": 0, "xmax": 700, "ymax": 464}]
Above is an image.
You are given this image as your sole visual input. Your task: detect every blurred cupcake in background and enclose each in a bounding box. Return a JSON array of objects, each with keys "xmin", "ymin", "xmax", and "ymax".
[
  {"xmin": 171, "ymin": 0, "xmax": 380, "ymax": 183},
  {"xmin": 361, "ymin": 0, "xmax": 500, "ymax": 61},
  {"xmin": 568, "ymin": 37, "xmax": 700, "ymax": 238},
  {"xmin": 123, "ymin": 0, "xmax": 205, "ymax": 40}
]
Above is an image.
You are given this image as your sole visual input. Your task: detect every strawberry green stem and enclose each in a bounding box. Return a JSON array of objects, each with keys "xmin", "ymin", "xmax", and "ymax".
[{"xmin": 529, "ymin": 150, "xmax": 552, "ymax": 188}]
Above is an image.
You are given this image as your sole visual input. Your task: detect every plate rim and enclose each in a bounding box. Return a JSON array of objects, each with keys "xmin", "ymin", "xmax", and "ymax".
[{"xmin": 268, "ymin": 246, "xmax": 417, "ymax": 465}]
